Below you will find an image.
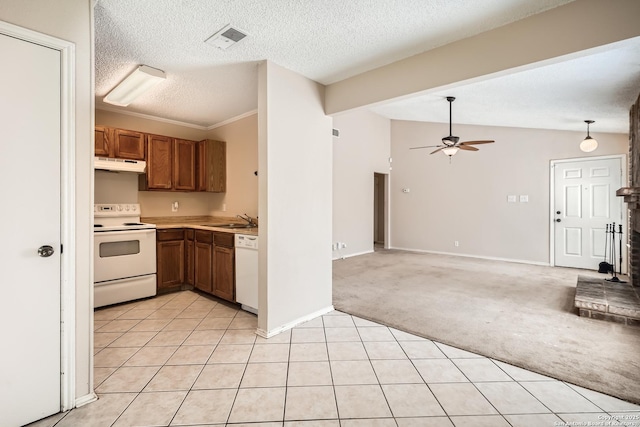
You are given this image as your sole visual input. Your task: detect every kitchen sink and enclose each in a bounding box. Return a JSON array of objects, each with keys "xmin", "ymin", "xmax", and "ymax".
[{"xmin": 201, "ymin": 223, "xmax": 256, "ymax": 229}]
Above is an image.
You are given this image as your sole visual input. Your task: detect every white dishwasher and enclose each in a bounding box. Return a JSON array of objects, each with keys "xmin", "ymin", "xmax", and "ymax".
[{"xmin": 235, "ymin": 234, "xmax": 258, "ymax": 314}]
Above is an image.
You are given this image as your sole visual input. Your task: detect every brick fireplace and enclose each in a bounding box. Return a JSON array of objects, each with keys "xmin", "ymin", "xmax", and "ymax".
[
  {"xmin": 617, "ymin": 91, "xmax": 640, "ymax": 288},
  {"xmin": 574, "ymin": 91, "xmax": 640, "ymax": 326}
]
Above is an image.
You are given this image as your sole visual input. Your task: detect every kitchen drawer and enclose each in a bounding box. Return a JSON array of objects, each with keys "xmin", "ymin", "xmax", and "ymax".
[
  {"xmin": 157, "ymin": 228, "xmax": 184, "ymax": 241},
  {"xmin": 195, "ymin": 230, "xmax": 213, "ymax": 244},
  {"xmin": 214, "ymin": 232, "xmax": 234, "ymax": 248},
  {"xmin": 185, "ymin": 229, "xmax": 194, "ymax": 240}
]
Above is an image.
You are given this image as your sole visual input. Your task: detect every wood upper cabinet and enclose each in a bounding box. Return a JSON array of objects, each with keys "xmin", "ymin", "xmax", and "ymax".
[
  {"xmin": 194, "ymin": 230, "xmax": 213, "ymax": 293},
  {"xmin": 142, "ymin": 134, "xmax": 173, "ymax": 190},
  {"xmin": 174, "ymin": 139, "xmax": 197, "ymax": 191},
  {"xmin": 156, "ymin": 229, "xmax": 185, "ymax": 292},
  {"xmin": 95, "ymin": 126, "xmax": 145, "ymax": 160},
  {"xmin": 197, "ymin": 139, "xmax": 226, "ymax": 193},
  {"xmin": 95, "ymin": 126, "xmax": 111, "ymax": 157},
  {"xmin": 140, "ymin": 136, "xmax": 197, "ymax": 192},
  {"xmin": 113, "ymin": 128, "xmax": 145, "ymax": 160}
]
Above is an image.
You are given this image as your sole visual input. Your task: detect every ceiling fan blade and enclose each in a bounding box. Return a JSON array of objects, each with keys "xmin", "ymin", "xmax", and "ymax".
[
  {"xmin": 458, "ymin": 145, "xmax": 479, "ymax": 151},
  {"xmin": 460, "ymin": 140, "xmax": 494, "ymax": 145},
  {"xmin": 410, "ymin": 145, "xmax": 441, "ymax": 150},
  {"xmin": 430, "ymin": 147, "xmax": 446, "ymax": 155}
]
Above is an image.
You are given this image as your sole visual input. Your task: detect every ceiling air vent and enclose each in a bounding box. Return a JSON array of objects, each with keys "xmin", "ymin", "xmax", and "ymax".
[{"xmin": 205, "ymin": 24, "xmax": 247, "ymax": 50}]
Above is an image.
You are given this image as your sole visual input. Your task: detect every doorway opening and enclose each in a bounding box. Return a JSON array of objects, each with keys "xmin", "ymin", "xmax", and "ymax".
[{"xmin": 374, "ymin": 173, "xmax": 387, "ymax": 250}]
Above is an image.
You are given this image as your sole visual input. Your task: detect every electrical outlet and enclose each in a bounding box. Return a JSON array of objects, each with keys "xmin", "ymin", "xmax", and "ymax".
[
  {"xmin": 171, "ymin": 201, "xmax": 179, "ymax": 212},
  {"xmin": 454, "ymin": 241, "xmax": 459, "ymax": 247},
  {"xmin": 222, "ymin": 203, "xmax": 227, "ymax": 211},
  {"xmin": 340, "ymin": 242, "xmax": 347, "ymax": 249}
]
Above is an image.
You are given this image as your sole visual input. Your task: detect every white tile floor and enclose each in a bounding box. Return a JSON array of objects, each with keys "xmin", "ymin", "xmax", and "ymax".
[{"xmin": 29, "ymin": 290, "xmax": 640, "ymax": 427}]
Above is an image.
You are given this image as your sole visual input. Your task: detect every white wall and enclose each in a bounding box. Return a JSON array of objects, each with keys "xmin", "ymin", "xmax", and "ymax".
[
  {"xmin": 258, "ymin": 61, "xmax": 333, "ymax": 334},
  {"xmin": 94, "ymin": 170, "xmax": 138, "ymax": 204},
  {"xmin": 332, "ymin": 110, "xmax": 391, "ymax": 258},
  {"xmin": 0, "ymin": 0, "xmax": 94, "ymax": 403},
  {"xmin": 207, "ymin": 113, "xmax": 259, "ymax": 218},
  {"xmin": 390, "ymin": 120, "xmax": 628, "ymax": 264}
]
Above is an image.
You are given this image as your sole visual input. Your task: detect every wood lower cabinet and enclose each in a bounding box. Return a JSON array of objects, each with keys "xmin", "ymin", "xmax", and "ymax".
[
  {"xmin": 156, "ymin": 227, "xmax": 237, "ymax": 303},
  {"xmin": 213, "ymin": 232, "xmax": 235, "ymax": 302},
  {"xmin": 156, "ymin": 229, "xmax": 185, "ymax": 293},
  {"xmin": 213, "ymin": 246, "xmax": 235, "ymax": 301},
  {"xmin": 194, "ymin": 230, "xmax": 213, "ymax": 293},
  {"xmin": 185, "ymin": 229, "xmax": 194, "ymax": 286}
]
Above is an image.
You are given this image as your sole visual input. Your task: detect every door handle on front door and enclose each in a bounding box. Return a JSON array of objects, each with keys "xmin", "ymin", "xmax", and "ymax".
[
  {"xmin": 556, "ymin": 219, "xmax": 561, "ymax": 222},
  {"xmin": 38, "ymin": 245, "xmax": 54, "ymax": 257},
  {"xmin": 556, "ymin": 211, "xmax": 561, "ymax": 214}
]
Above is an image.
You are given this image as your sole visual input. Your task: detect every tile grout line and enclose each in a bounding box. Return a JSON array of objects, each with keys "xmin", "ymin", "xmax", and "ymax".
[
  {"xmin": 394, "ymin": 326, "xmax": 452, "ymax": 425},
  {"xmin": 163, "ymin": 297, "xmax": 219, "ymax": 426}
]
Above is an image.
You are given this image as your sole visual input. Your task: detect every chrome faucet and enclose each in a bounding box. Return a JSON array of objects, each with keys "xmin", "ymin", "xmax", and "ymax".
[{"xmin": 237, "ymin": 214, "xmax": 257, "ymax": 227}]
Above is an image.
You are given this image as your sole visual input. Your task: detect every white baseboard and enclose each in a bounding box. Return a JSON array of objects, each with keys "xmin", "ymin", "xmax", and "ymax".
[
  {"xmin": 332, "ymin": 249, "xmax": 373, "ymax": 261},
  {"xmin": 256, "ymin": 305, "xmax": 335, "ymax": 338},
  {"xmin": 389, "ymin": 246, "xmax": 552, "ymax": 267},
  {"xmin": 75, "ymin": 392, "xmax": 98, "ymax": 408}
]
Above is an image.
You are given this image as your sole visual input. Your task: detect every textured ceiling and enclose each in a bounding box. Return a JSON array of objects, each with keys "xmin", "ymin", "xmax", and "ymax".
[{"xmin": 95, "ymin": 0, "xmax": 582, "ymax": 128}]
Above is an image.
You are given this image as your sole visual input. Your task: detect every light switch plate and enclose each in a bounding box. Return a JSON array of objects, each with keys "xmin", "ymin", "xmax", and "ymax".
[
  {"xmin": 520, "ymin": 195, "xmax": 529, "ymax": 203},
  {"xmin": 507, "ymin": 195, "xmax": 517, "ymax": 203}
]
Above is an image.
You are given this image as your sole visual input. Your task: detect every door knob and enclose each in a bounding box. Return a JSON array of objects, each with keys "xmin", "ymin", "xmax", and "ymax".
[
  {"xmin": 556, "ymin": 211, "xmax": 561, "ymax": 215},
  {"xmin": 555, "ymin": 219, "xmax": 561, "ymax": 223},
  {"xmin": 38, "ymin": 245, "xmax": 54, "ymax": 257}
]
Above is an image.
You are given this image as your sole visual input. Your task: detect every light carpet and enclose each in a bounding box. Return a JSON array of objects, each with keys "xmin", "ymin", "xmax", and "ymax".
[{"xmin": 332, "ymin": 249, "xmax": 640, "ymax": 404}]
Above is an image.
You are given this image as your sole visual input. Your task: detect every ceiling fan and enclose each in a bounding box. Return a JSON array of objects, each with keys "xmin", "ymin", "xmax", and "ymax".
[{"xmin": 410, "ymin": 96, "xmax": 494, "ymax": 158}]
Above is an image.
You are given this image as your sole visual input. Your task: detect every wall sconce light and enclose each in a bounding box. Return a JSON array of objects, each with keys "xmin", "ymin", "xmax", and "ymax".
[
  {"xmin": 580, "ymin": 120, "xmax": 598, "ymax": 153},
  {"xmin": 103, "ymin": 65, "xmax": 166, "ymax": 107}
]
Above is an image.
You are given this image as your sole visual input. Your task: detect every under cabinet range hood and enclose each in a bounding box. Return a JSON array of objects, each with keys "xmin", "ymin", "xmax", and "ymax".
[{"xmin": 94, "ymin": 156, "xmax": 146, "ymax": 173}]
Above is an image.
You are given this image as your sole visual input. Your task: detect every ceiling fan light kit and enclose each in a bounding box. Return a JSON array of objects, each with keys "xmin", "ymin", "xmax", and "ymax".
[
  {"xmin": 442, "ymin": 147, "xmax": 459, "ymax": 156},
  {"xmin": 580, "ymin": 120, "xmax": 598, "ymax": 153},
  {"xmin": 408, "ymin": 96, "xmax": 495, "ymax": 159}
]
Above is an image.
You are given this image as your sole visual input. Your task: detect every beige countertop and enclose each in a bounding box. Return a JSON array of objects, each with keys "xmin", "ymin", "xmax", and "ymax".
[{"xmin": 142, "ymin": 215, "xmax": 258, "ymax": 236}]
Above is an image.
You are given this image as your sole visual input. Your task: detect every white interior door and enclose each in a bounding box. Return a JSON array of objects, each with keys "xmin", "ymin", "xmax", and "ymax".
[
  {"xmin": 553, "ymin": 157, "xmax": 624, "ymax": 270},
  {"xmin": 0, "ymin": 33, "xmax": 61, "ymax": 426}
]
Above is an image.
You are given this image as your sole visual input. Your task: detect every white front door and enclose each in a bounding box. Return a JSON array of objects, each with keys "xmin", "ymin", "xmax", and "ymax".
[
  {"xmin": 553, "ymin": 157, "xmax": 624, "ymax": 270},
  {"xmin": 0, "ymin": 33, "xmax": 61, "ymax": 426}
]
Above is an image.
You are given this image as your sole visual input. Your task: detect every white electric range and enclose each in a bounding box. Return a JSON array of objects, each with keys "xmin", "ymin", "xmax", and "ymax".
[{"xmin": 94, "ymin": 203, "xmax": 157, "ymax": 308}]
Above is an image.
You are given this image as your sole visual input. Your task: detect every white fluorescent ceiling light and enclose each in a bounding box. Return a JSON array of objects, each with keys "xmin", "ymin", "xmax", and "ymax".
[{"xmin": 103, "ymin": 65, "xmax": 166, "ymax": 107}]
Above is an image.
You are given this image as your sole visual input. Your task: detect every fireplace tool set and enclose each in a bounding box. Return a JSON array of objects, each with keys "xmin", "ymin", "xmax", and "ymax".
[{"xmin": 599, "ymin": 223, "xmax": 626, "ymax": 283}]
